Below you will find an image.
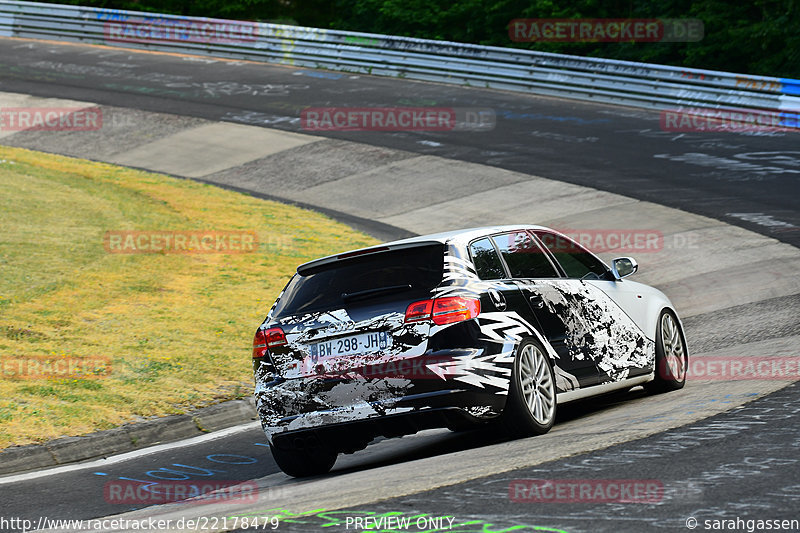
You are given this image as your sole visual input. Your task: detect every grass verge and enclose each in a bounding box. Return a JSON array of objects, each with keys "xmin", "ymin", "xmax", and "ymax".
[{"xmin": 0, "ymin": 146, "xmax": 378, "ymax": 450}]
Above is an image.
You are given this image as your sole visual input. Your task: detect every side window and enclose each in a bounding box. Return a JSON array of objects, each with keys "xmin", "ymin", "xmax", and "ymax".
[
  {"xmin": 534, "ymin": 230, "xmax": 608, "ymax": 279},
  {"xmin": 468, "ymin": 238, "xmax": 506, "ymax": 280},
  {"xmin": 491, "ymin": 231, "xmax": 559, "ymax": 279}
]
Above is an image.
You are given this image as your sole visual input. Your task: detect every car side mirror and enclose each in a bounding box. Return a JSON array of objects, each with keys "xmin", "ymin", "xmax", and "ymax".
[{"xmin": 611, "ymin": 257, "xmax": 638, "ymax": 280}]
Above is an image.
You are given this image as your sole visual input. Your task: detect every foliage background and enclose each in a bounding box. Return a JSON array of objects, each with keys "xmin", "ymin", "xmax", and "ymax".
[{"xmin": 34, "ymin": 0, "xmax": 800, "ymax": 78}]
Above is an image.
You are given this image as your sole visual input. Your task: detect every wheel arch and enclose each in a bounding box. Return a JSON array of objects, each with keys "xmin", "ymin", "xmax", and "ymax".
[{"xmin": 521, "ymin": 327, "xmax": 560, "ymax": 365}]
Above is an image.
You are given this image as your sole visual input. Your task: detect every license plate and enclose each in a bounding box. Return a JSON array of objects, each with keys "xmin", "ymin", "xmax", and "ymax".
[{"xmin": 309, "ymin": 332, "xmax": 391, "ymax": 361}]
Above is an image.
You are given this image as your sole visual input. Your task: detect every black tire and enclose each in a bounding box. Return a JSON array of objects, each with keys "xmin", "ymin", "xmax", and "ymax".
[
  {"xmin": 500, "ymin": 338, "xmax": 557, "ymax": 437},
  {"xmin": 646, "ymin": 309, "xmax": 688, "ymax": 394},
  {"xmin": 270, "ymin": 443, "xmax": 337, "ymax": 477}
]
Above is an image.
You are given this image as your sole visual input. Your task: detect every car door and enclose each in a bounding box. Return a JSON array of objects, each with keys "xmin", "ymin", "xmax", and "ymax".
[
  {"xmin": 531, "ymin": 229, "xmax": 655, "ymax": 383},
  {"xmin": 487, "ymin": 230, "xmax": 602, "ymax": 390},
  {"xmin": 467, "ymin": 236, "xmax": 541, "ymax": 339}
]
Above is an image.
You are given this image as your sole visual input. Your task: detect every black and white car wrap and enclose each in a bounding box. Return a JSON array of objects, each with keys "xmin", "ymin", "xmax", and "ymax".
[{"xmin": 253, "ymin": 225, "xmax": 685, "ymax": 456}]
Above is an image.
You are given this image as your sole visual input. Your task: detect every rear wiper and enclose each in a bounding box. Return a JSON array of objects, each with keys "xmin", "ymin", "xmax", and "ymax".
[{"xmin": 342, "ymin": 284, "xmax": 412, "ymax": 302}]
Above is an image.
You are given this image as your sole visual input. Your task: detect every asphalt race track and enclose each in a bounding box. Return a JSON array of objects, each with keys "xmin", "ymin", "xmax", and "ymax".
[
  {"xmin": 3, "ymin": 384, "xmax": 798, "ymax": 532},
  {"xmin": 0, "ymin": 39, "xmax": 798, "ymax": 246},
  {"xmin": 297, "ymin": 382, "xmax": 800, "ymax": 533},
  {"xmin": 0, "ymin": 36, "xmax": 798, "ymax": 533}
]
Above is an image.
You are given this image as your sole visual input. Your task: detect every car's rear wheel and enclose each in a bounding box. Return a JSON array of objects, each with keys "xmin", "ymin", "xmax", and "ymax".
[
  {"xmin": 646, "ymin": 309, "xmax": 688, "ymax": 393},
  {"xmin": 501, "ymin": 338, "xmax": 557, "ymax": 437},
  {"xmin": 270, "ymin": 443, "xmax": 337, "ymax": 477}
]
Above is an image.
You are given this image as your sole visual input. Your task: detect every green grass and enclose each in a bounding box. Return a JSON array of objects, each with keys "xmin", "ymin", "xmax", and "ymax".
[{"xmin": 0, "ymin": 146, "xmax": 378, "ymax": 449}]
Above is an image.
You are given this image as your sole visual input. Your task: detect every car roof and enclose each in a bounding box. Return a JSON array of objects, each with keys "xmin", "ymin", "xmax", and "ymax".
[
  {"xmin": 297, "ymin": 225, "xmax": 550, "ymax": 274},
  {"xmin": 382, "ymin": 225, "xmax": 550, "ymax": 246}
]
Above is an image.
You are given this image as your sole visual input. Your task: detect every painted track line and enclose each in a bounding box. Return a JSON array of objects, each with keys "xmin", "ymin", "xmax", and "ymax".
[{"xmin": 0, "ymin": 422, "xmax": 261, "ymax": 484}]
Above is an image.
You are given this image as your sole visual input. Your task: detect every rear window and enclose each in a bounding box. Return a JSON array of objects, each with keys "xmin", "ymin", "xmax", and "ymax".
[{"xmin": 272, "ymin": 244, "xmax": 445, "ymax": 317}]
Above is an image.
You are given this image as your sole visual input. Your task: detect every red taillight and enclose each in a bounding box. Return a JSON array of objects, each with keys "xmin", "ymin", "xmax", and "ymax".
[
  {"xmin": 252, "ymin": 327, "xmax": 286, "ymax": 359},
  {"xmin": 264, "ymin": 327, "xmax": 287, "ymax": 348},
  {"xmin": 404, "ymin": 297, "xmax": 480, "ymax": 325},
  {"xmin": 405, "ymin": 299, "xmax": 433, "ymax": 322},
  {"xmin": 252, "ymin": 329, "xmax": 267, "ymax": 359},
  {"xmin": 432, "ymin": 297, "xmax": 481, "ymax": 325}
]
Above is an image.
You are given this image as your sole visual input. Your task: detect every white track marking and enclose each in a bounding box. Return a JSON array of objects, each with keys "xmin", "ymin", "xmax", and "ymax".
[{"xmin": 0, "ymin": 422, "xmax": 261, "ymax": 484}]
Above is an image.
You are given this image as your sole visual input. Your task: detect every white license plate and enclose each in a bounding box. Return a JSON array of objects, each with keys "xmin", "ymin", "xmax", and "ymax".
[{"xmin": 309, "ymin": 332, "xmax": 391, "ymax": 361}]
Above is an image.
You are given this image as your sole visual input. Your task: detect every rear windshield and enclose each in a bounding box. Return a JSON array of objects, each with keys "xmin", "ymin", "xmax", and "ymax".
[{"xmin": 272, "ymin": 244, "xmax": 445, "ymax": 317}]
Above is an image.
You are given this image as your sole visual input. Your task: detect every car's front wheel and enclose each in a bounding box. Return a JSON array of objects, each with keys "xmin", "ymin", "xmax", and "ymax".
[
  {"xmin": 270, "ymin": 443, "xmax": 337, "ymax": 477},
  {"xmin": 646, "ymin": 309, "xmax": 688, "ymax": 393},
  {"xmin": 501, "ymin": 338, "xmax": 557, "ymax": 437}
]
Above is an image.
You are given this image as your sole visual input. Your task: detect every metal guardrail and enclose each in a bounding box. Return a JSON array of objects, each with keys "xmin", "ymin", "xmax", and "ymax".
[{"xmin": 1, "ymin": 0, "xmax": 798, "ymax": 128}]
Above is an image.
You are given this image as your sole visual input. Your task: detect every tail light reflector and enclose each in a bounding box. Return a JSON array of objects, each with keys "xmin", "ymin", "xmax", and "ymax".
[{"xmin": 404, "ymin": 297, "xmax": 480, "ymax": 325}]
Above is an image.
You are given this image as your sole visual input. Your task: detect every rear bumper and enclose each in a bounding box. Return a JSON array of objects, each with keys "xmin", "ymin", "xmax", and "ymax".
[
  {"xmin": 254, "ymin": 374, "xmax": 507, "ymax": 451},
  {"xmin": 254, "ymin": 329, "xmax": 517, "ymax": 450},
  {"xmin": 268, "ymin": 406, "xmax": 491, "ymax": 454}
]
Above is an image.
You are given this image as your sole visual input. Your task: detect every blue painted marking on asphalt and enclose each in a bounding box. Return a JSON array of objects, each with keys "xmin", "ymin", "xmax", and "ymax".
[
  {"xmin": 254, "ymin": 442, "xmax": 270, "ymax": 447},
  {"xmin": 89, "ymin": 453, "xmax": 266, "ymax": 493}
]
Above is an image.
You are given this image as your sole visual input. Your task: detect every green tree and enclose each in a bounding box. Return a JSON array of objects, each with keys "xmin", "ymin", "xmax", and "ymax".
[{"xmin": 28, "ymin": 0, "xmax": 800, "ymax": 77}]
